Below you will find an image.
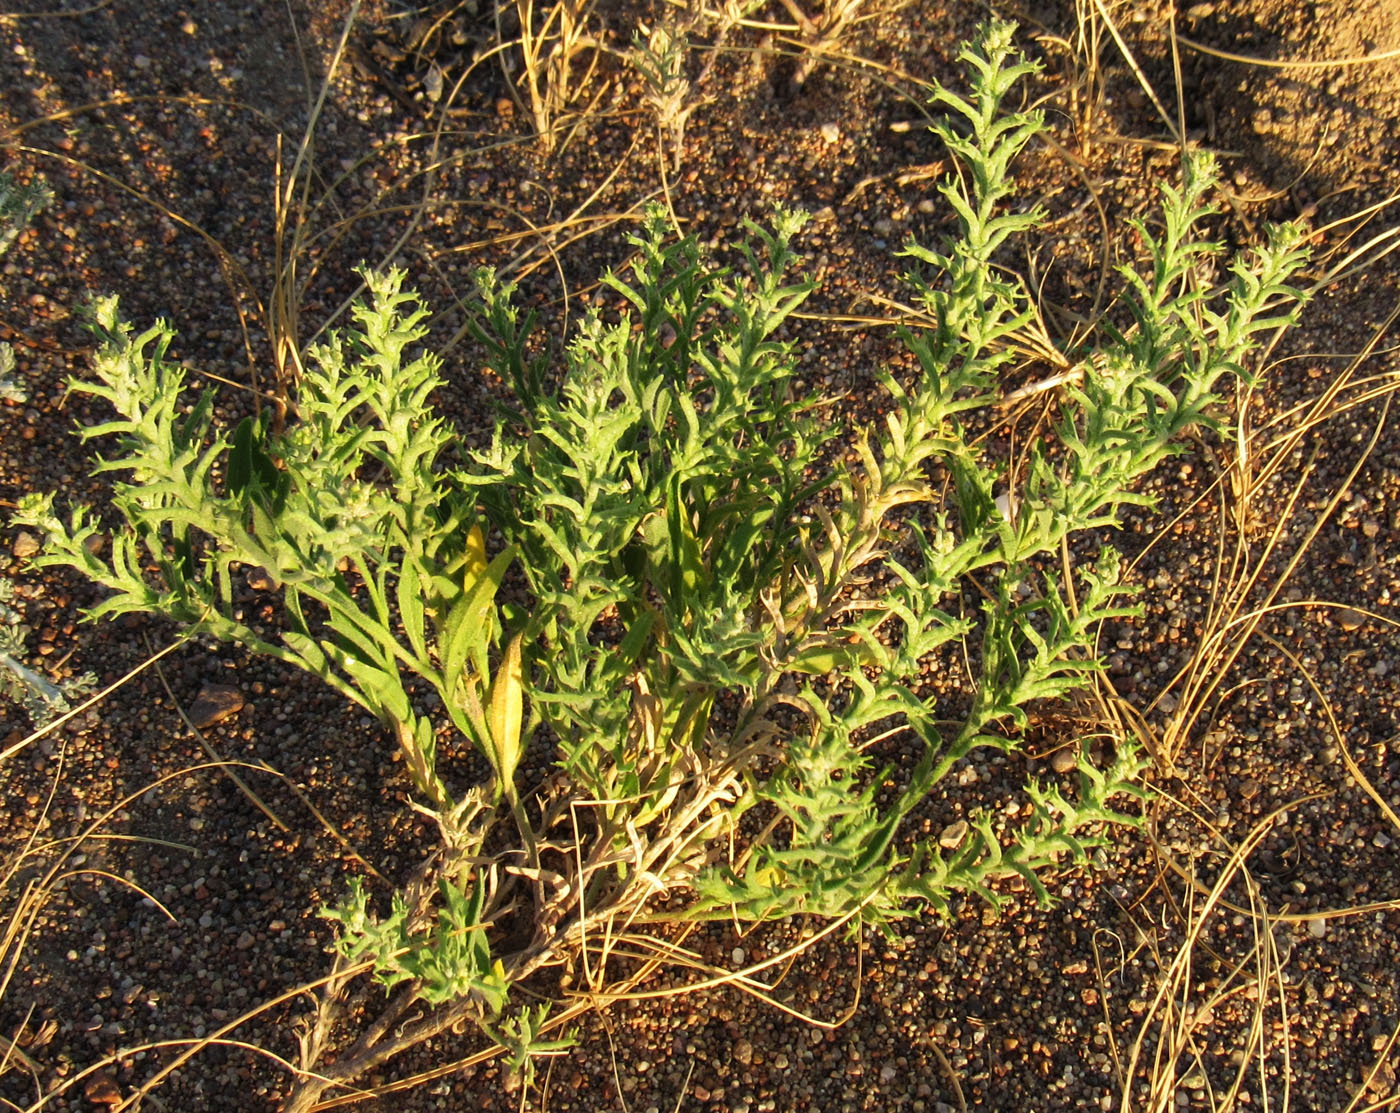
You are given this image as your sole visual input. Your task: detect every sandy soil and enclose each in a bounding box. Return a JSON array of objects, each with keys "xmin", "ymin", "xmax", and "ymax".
[{"xmin": 1, "ymin": 0, "xmax": 1398, "ymax": 1110}]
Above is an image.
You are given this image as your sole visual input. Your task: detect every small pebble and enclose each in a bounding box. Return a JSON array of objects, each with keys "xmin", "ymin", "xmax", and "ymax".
[
  {"xmin": 1336, "ymin": 608, "xmax": 1365, "ymax": 631},
  {"xmin": 245, "ymin": 566, "xmax": 278, "ymax": 591},
  {"xmin": 1307, "ymin": 917, "xmax": 1327, "ymax": 939},
  {"xmin": 189, "ymin": 684, "xmax": 245, "ymax": 728},
  {"xmin": 820, "ymin": 122, "xmax": 840, "ymax": 144},
  {"xmin": 1367, "ymin": 1059, "xmax": 1397, "ymax": 1096},
  {"xmin": 83, "ymin": 1073, "xmax": 122, "ymax": 1106}
]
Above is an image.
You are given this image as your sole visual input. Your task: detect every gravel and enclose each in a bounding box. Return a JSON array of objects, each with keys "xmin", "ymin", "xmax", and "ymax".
[{"xmin": 1, "ymin": 0, "xmax": 1398, "ymax": 1110}]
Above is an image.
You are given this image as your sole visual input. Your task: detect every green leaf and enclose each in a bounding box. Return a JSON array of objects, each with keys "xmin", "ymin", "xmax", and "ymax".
[
  {"xmin": 665, "ymin": 472, "xmax": 704, "ymax": 604},
  {"xmin": 397, "ymin": 556, "xmax": 429, "ymax": 663},
  {"xmin": 441, "ymin": 545, "xmax": 513, "ymax": 691},
  {"xmin": 786, "ymin": 640, "xmax": 881, "ymax": 676},
  {"xmin": 338, "ymin": 651, "xmax": 411, "ymax": 726}
]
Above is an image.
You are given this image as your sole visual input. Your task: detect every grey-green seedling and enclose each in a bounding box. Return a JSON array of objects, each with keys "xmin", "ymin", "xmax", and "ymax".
[
  {"xmin": 0, "ymin": 577, "xmax": 98, "ymax": 729},
  {"xmin": 0, "ymin": 170, "xmax": 50, "ymax": 259},
  {"xmin": 632, "ymin": 21, "xmax": 700, "ymax": 173},
  {"xmin": 0, "ymin": 171, "xmax": 51, "ymax": 405},
  {"xmin": 0, "ymin": 170, "xmax": 99, "ymax": 727}
]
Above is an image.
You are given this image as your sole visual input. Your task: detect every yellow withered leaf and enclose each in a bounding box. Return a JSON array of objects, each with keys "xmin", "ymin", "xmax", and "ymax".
[
  {"xmin": 464, "ymin": 523, "xmax": 487, "ymax": 588},
  {"xmin": 487, "ymin": 631, "xmax": 525, "ymax": 799}
]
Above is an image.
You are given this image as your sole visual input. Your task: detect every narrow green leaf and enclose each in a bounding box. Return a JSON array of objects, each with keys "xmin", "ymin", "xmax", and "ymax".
[
  {"xmin": 666, "ymin": 472, "xmax": 703, "ymax": 603},
  {"xmin": 398, "ymin": 557, "xmax": 429, "ymax": 662},
  {"xmin": 441, "ymin": 546, "xmax": 513, "ymax": 688}
]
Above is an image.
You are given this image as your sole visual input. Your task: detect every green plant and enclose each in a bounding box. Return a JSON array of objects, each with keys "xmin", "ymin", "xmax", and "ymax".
[
  {"xmin": 13, "ymin": 22, "xmax": 1310, "ymax": 1107},
  {"xmin": 0, "ymin": 344, "xmax": 26, "ymax": 406},
  {"xmin": 15, "ymin": 268, "xmax": 527, "ymax": 822}
]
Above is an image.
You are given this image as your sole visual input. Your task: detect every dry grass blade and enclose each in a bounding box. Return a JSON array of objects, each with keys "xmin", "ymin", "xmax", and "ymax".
[
  {"xmin": 0, "ymin": 760, "xmax": 254, "ymax": 1111},
  {"xmin": 497, "ymin": 0, "xmax": 604, "ymax": 154},
  {"xmin": 771, "ymin": 0, "xmax": 903, "ymax": 92},
  {"xmin": 583, "ymin": 906, "xmax": 870, "ymax": 1024},
  {"xmin": 1175, "ymin": 36, "xmax": 1400, "ymax": 71},
  {"xmin": 7, "ymin": 134, "xmax": 266, "ymax": 373},
  {"xmin": 269, "ymin": 0, "xmax": 363, "ymax": 411},
  {"xmin": 300, "ymin": 998, "xmax": 596, "ymax": 1111},
  {"xmin": 1298, "ymin": 192, "xmax": 1400, "ymax": 292},
  {"xmin": 0, "ymin": 638, "xmax": 395, "ymax": 1111},
  {"xmin": 1089, "ymin": 0, "xmax": 1181, "ymax": 146},
  {"xmin": 1029, "ymin": 0, "xmax": 1125, "ymax": 156},
  {"xmin": 276, "ymin": 35, "xmax": 531, "ymax": 359},
  {"xmin": 1116, "ymin": 799, "xmax": 1304, "ymax": 1113},
  {"xmin": 1132, "ymin": 294, "xmax": 1400, "ymax": 774},
  {"xmin": 1111, "ymin": 516, "xmax": 1400, "ymax": 1110},
  {"xmin": 0, "ymin": 764, "xmax": 69, "ymax": 1109},
  {"xmin": 1114, "ymin": 622, "xmax": 1400, "ymax": 1111},
  {"xmin": 8, "ymin": 10, "xmax": 1394, "ymax": 1109},
  {"xmin": 144, "ymin": 634, "xmax": 289, "ymax": 833},
  {"xmin": 1067, "ymin": 0, "xmax": 1110, "ymax": 156},
  {"xmin": 0, "ymin": 0, "xmax": 112, "ymax": 22}
]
